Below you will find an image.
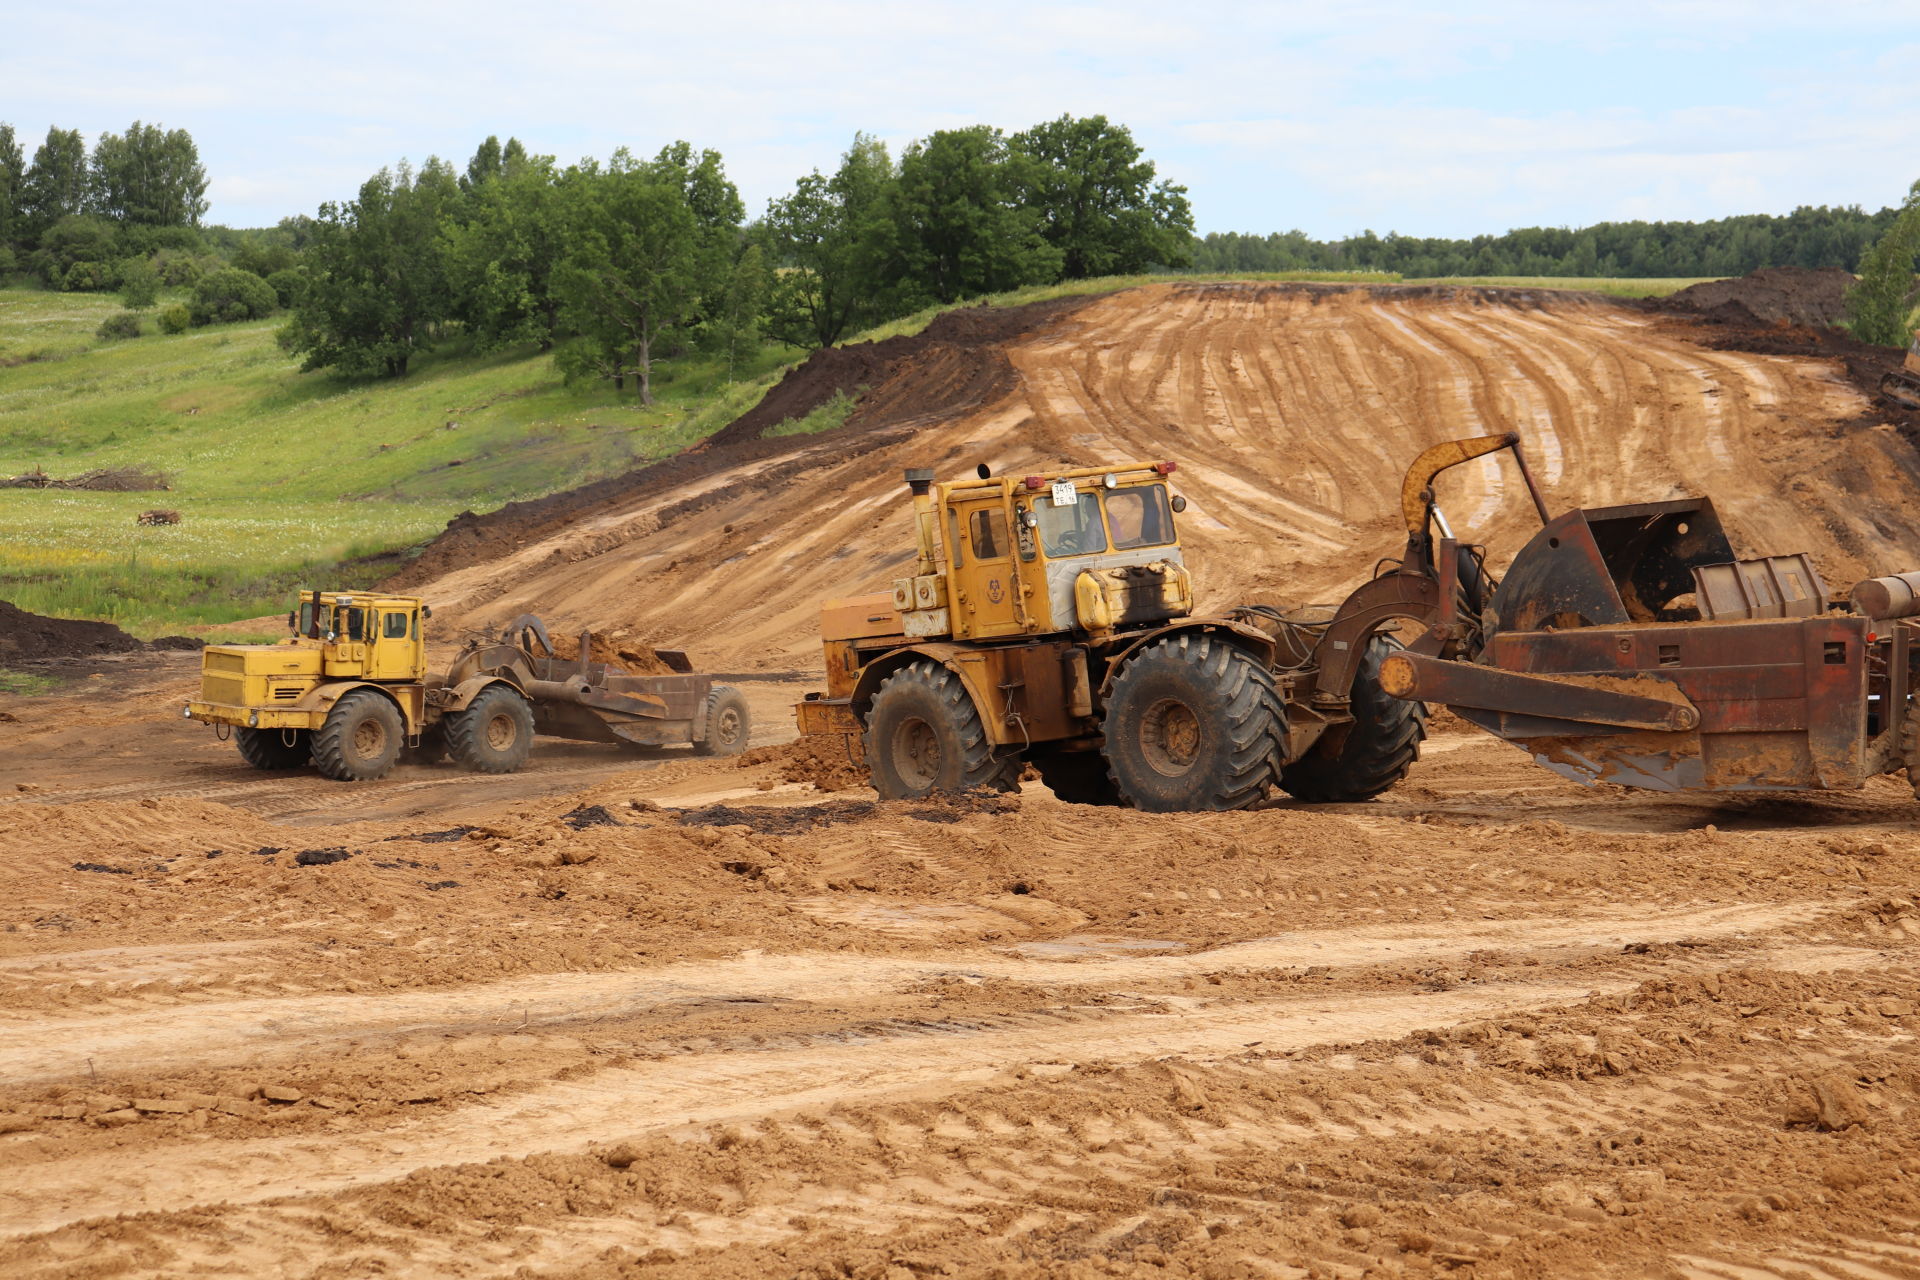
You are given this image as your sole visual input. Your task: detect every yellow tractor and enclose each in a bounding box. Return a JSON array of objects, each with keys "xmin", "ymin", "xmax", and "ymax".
[
  {"xmin": 1882, "ymin": 329, "xmax": 1920, "ymax": 411},
  {"xmin": 186, "ymin": 590, "xmax": 750, "ymax": 780},
  {"xmin": 795, "ymin": 461, "xmax": 1426, "ymax": 810}
]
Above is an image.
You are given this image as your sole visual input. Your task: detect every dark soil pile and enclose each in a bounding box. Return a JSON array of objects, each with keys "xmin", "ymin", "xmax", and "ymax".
[
  {"xmin": 386, "ymin": 295, "xmax": 1093, "ymax": 589},
  {"xmin": 1660, "ymin": 266, "xmax": 1854, "ymax": 329},
  {"xmin": 1649, "ymin": 269, "xmax": 1918, "ymax": 433},
  {"xmin": 0, "ymin": 600, "xmax": 145, "ymax": 661}
]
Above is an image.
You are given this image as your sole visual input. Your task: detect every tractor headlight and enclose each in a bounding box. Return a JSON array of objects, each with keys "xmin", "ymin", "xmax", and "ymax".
[
  {"xmin": 248, "ymin": 711, "xmax": 260, "ymax": 726},
  {"xmin": 181, "ymin": 704, "xmax": 193, "ymax": 718}
]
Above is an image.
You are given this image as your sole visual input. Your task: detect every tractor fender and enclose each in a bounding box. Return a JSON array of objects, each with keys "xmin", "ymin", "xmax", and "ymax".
[
  {"xmin": 1096, "ymin": 620, "xmax": 1280, "ymax": 698},
  {"xmin": 847, "ymin": 643, "xmax": 1009, "ymax": 744},
  {"xmin": 290, "ymin": 680, "xmax": 423, "ymax": 733},
  {"xmin": 439, "ymin": 674, "xmax": 524, "ymax": 714}
]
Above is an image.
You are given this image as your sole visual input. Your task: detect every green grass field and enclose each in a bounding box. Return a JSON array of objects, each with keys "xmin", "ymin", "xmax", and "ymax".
[
  {"xmin": 0, "ymin": 289, "xmax": 793, "ymax": 633},
  {"xmin": 0, "ymin": 272, "xmax": 1720, "ymax": 636}
]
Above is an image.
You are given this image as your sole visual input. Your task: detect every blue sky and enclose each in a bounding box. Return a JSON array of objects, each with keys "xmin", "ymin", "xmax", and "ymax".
[{"xmin": 5, "ymin": 1, "xmax": 1918, "ymax": 237}]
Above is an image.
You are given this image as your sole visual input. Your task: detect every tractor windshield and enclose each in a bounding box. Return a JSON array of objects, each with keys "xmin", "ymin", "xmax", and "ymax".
[
  {"xmin": 1036, "ymin": 492, "xmax": 1108, "ymax": 557},
  {"xmin": 1105, "ymin": 485, "xmax": 1174, "ymax": 550}
]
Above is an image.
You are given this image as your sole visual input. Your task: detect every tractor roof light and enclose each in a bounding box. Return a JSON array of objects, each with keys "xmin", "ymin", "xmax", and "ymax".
[
  {"xmin": 1023, "ymin": 476, "xmax": 1045, "ymax": 490},
  {"xmin": 1153, "ymin": 461, "xmax": 1177, "ymax": 475},
  {"xmin": 1102, "ymin": 473, "xmax": 1118, "ymax": 488}
]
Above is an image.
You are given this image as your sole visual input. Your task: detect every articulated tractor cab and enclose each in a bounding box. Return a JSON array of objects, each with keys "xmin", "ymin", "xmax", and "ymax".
[
  {"xmin": 797, "ymin": 461, "xmax": 1424, "ymax": 811},
  {"xmin": 186, "ymin": 591, "xmax": 449, "ymax": 780}
]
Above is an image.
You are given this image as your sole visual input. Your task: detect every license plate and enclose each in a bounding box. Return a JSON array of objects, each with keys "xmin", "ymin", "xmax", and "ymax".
[{"xmin": 1050, "ymin": 480, "xmax": 1078, "ymax": 507}]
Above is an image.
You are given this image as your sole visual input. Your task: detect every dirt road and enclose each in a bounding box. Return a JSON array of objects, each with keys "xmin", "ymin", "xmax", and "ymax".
[{"xmin": 3, "ymin": 282, "xmax": 1919, "ymax": 1278}]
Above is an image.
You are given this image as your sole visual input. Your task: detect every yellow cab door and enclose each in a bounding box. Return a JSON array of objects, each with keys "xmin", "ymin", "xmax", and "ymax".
[
  {"xmin": 365, "ymin": 606, "xmax": 422, "ymax": 681},
  {"xmin": 948, "ymin": 498, "xmax": 1024, "ymax": 638}
]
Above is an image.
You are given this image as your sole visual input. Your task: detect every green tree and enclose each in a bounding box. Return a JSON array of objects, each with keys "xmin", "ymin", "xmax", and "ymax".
[
  {"xmin": 761, "ymin": 133, "xmax": 894, "ymax": 348},
  {"xmin": 553, "ymin": 157, "xmax": 708, "ymax": 403},
  {"xmin": 883, "ymin": 126, "xmax": 1060, "ymax": 307},
  {"xmin": 22, "ymin": 126, "xmax": 89, "ymax": 238},
  {"xmin": 1846, "ymin": 180, "xmax": 1920, "ymax": 346},
  {"xmin": 189, "ymin": 267, "xmax": 277, "ymax": 325},
  {"xmin": 445, "ymin": 152, "xmax": 575, "ymax": 350},
  {"xmin": 0, "ymin": 124, "xmax": 23, "ymax": 248},
  {"xmin": 1009, "ymin": 115, "xmax": 1193, "ymax": 278},
  {"xmin": 89, "ymin": 122, "xmax": 209, "ymax": 226},
  {"xmin": 280, "ymin": 159, "xmax": 460, "ymax": 376}
]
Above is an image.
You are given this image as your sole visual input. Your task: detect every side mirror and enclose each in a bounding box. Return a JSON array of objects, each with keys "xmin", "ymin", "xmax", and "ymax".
[
  {"xmin": 286, "ymin": 610, "xmax": 296, "ymax": 631},
  {"xmin": 976, "ymin": 463, "xmax": 992, "ymax": 480},
  {"xmin": 422, "ymin": 605, "xmax": 433, "ymax": 619},
  {"xmin": 1170, "ymin": 495, "xmax": 1188, "ymax": 513}
]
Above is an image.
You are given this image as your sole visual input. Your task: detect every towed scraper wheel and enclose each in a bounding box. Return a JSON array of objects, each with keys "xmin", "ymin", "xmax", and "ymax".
[
  {"xmin": 235, "ymin": 727, "xmax": 310, "ymax": 770},
  {"xmin": 692, "ymin": 686, "xmax": 751, "ymax": 757},
  {"xmin": 446, "ymin": 685, "xmax": 535, "ymax": 774},
  {"xmin": 1102, "ymin": 633, "xmax": 1284, "ymax": 812},
  {"xmin": 1280, "ymin": 634, "xmax": 1426, "ymax": 802},
  {"xmin": 865, "ymin": 660, "xmax": 1019, "ymax": 799},
  {"xmin": 312, "ymin": 691, "xmax": 403, "ymax": 782}
]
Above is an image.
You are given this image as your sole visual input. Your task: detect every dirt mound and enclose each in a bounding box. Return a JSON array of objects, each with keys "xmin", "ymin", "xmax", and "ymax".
[
  {"xmin": 1662, "ymin": 266, "xmax": 1854, "ymax": 328},
  {"xmin": 0, "ymin": 600, "xmax": 146, "ymax": 661},
  {"xmin": 735, "ymin": 736, "xmax": 869, "ymax": 792},
  {"xmin": 387, "ymin": 295, "xmax": 1094, "ymax": 593},
  {"xmin": 541, "ymin": 631, "xmax": 673, "ymax": 676}
]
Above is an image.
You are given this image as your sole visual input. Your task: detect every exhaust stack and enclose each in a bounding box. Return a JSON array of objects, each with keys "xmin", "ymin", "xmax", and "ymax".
[{"xmin": 905, "ymin": 468, "xmax": 939, "ymax": 577}]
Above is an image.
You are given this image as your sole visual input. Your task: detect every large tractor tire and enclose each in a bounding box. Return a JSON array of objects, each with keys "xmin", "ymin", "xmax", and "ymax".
[
  {"xmin": 312, "ymin": 691, "xmax": 404, "ymax": 782},
  {"xmin": 446, "ymin": 685, "xmax": 535, "ymax": 775},
  {"xmin": 1030, "ymin": 748, "xmax": 1122, "ymax": 806},
  {"xmin": 691, "ymin": 686, "xmax": 751, "ymax": 757},
  {"xmin": 235, "ymin": 727, "xmax": 310, "ymax": 770},
  {"xmin": 865, "ymin": 660, "xmax": 1019, "ymax": 799},
  {"xmin": 1101, "ymin": 633, "xmax": 1284, "ymax": 812},
  {"xmin": 1279, "ymin": 635, "xmax": 1427, "ymax": 803}
]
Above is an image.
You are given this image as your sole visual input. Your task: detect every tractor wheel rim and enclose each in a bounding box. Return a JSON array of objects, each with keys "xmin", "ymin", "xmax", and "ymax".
[
  {"xmin": 1140, "ymin": 698, "xmax": 1202, "ymax": 775},
  {"xmin": 352, "ymin": 718, "xmax": 387, "ymax": 760},
  {"xmin": 893, "ymin": 716, "xmax": 942, "ymax": 788},
  {"xmin": 486, "ymin": 713, "xmax": 516, "ymax": 751},
  {"xmin": 716, "ymin": 707, "xmax": 741, "ymax": 745}
]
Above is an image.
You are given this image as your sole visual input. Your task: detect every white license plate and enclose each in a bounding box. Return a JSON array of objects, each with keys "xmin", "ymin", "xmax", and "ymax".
[{"xmin": 1050, "ymin": 480, "xmax": 1078, "ymax": 507}]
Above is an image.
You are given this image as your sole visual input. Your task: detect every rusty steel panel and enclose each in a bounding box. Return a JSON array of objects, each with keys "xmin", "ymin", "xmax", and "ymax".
[
  {"xmin": 1382, "ymin": 650, "xmax": 1697, "ymax": 732},
  {"xmin": 1475, "ymin": 615, "xmax": 1869, "ymax": 791},
  {"xmin": 1693, "ymin": 555, "xmax": 1828, "ymax": 621}
]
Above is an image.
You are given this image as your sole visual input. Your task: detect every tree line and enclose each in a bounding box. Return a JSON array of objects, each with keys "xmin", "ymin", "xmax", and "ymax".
[
  {"xmin": 1192, "ymin": 205, "xmax": 1904, "ymax": 280},
  {"xmin": 274, "ymin": 117, "xmax": 1195, "ymax": 395}
]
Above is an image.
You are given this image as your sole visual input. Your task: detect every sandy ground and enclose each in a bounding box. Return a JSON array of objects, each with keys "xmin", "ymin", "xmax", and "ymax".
[{"xmin": 3, "ymin": 285, "xmax": 1919, "ymax": 1278}]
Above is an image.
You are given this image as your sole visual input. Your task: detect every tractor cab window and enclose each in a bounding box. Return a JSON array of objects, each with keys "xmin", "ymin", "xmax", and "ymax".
[
  {"xmin": 968, "ymin": 507, "xmax": 1008, "ymax": 560},
  {"xmin": 945, "ymin": 508, "xmax": 963, "ymax": 568},
  {"xmin": 1036, "ymin": 491, "xmax": 1108, "ymax": 557},
  {"xmin": 1105, "ymin": 485, "xmax": 1174, "ymax": 550},
  {"xmin": 382, "ymin": 611, "xmax": 410, "ymax": 640},
  {"xmin": 298, "ymin": 600, "xmax": 317, "ymax": 638}
]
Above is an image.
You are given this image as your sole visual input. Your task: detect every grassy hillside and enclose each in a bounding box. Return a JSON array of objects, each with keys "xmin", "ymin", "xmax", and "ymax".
[
  {"xmin": 0, "ymin": 290, "xmax": 792, "ymax": 633},
  {"xmin": 0, "ymin": 273, "xmax": 1716, "ymax": 636}
]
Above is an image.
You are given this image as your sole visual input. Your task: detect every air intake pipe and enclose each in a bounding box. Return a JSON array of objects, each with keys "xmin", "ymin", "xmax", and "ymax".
[{"xmin": 905, "ymin": 468, "xmax": 939, "ymax": 578}]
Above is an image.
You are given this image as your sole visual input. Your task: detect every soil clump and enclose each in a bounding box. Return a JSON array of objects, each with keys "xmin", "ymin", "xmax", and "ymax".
[
  {"xmin": 541, "ymin": 631, "xmax": 674, "ymax": 676},
  {"xmin": 1660, "ymin": 266, "xmax": 1853, "ymax": 328},
  {"xmin": 0, "ymin": 600, "xmax": 146, "ymax": 661}
]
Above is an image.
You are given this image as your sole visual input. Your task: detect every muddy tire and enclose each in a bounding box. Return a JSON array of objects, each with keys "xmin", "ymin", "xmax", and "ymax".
[
  {"xmin": 311, "ymin": 691, "xmax": 404, "ymax": 782},
  {"xmin": 445, "ymin": 685, "xmax": 535, "ymax": 775},
  {"xmin": 1280, "ymin": 635, "xmax": 1426, "ymax": 802},
  {"xmin": 235, "ymin": 727, "xmax": 310, "ymax": 770},
  {"xmin": 691, "ymin": 686, "xmax": 752, "ymax": 756},
  {"xmin": 1031, "ymin": 749, "xmax": 1122, "ymax": 806},
  {"xmin": 402, "ymin": 722, "xmax": 448, "ymax": 766},
  {"xmin": 1101, "ymin": 633, "xmax": 1284, "ymax": 812},
  {"xmin": 865, "ymin": 661, "xmax": 1019, "ymax": 800}
]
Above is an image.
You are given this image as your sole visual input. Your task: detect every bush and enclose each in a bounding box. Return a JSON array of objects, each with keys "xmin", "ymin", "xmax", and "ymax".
[
  {"xmin": 157, "ymin": 303, "xmax": 191, "ymax": 334},
  {"xmin": 63, "ymin": 260, "xmax": 110, "ymax": 292},
  {"xmin": 0, "ymin": 246, "xmax": 16, "ymax": 278},
  {"xmin": 119, "ymin": 258, "xmax": 160, "ymax": 309},
  {"xmin": 265, "ymin": 267, "xmax": 306, "ymax": 309},
  {"xmin": 188, "ymin": 267, "xmax": 278, "ymax": 326},
  {"xmin": 151, "ymin": 248, "xmax": 205, "ymax": 287},
  {"xmin": 95, "ymin": 311, "xmax": 143, "ymax": 340}
]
